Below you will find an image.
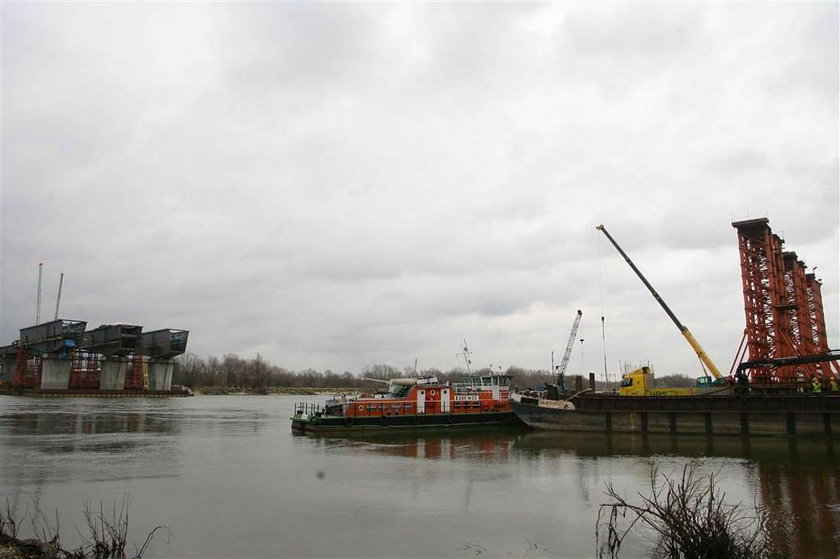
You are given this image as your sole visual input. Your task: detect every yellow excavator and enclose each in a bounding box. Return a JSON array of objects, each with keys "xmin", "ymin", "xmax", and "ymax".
[{"xmin": 596, "ymin": 224, "xmax": 731, "ymax": 396}]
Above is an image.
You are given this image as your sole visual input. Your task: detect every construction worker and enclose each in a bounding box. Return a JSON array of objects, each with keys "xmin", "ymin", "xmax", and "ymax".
[
  {"xmin": 812, "ymin": 376, "xmax": 822, "ymax": 393},
  {"xmin": 734, "ymin": 370, "xmax": 749, "ymax": 395},
  {"xmin": 831, "ymin": 377, "xmax": 839, "ymax": 392}
]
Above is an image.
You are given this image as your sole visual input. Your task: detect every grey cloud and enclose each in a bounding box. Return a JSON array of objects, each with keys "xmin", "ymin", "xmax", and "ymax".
[
  {"xmin": 706, "ymin": 150, "xmax": 770, "ymax": 177},
  {"xmin": 2, "ymin": 3, "xmax": 837, "ymax": 374},
  {"xmin": 760, "ymin": 3, "xmax": 839, "ymax": 107},
  {"xmin": 561, "ymin": 4, "xmax": 702, "ymax": 58}
]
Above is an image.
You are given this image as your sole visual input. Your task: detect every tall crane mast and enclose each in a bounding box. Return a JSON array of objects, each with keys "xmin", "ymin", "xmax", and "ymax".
[
  {"xmin": 557, "ymin": 310, "xmax": 583, "ymax": 389},
  {"xmin": 596, "ymin": 224, "xmax": 723, "ymax": 379}
]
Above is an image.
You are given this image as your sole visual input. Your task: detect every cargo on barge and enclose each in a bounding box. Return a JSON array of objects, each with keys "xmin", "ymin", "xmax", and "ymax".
[{"xmin": 291, "ymin": 373, "xmax": 521, "ymax": 433}]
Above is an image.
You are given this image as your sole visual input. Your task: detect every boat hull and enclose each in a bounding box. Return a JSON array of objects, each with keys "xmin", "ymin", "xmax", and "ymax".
[
  {"xmin": 510, "ymin": 394, "xmax": 840, "ymax": 437},
  {"xmin": 291, "ymin": 410, "xmax": 522, "ymax": 433}
]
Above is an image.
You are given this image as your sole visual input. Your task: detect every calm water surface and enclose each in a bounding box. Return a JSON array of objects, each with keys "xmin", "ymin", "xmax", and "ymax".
[{"xmin": 1, "ymin": 395, "xmax": 838, "ymax": 558}]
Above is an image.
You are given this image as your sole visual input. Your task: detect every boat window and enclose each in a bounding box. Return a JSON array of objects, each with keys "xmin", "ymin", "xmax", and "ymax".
[{"xmin": 621, "ymin": 378, "xmax": 633, "ymax": 387}]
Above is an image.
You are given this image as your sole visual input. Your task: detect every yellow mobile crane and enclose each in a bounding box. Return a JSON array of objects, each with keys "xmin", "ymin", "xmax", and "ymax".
[{"xmin": 596, "ymin": 224, "xmax": 729, "ymax": 396}]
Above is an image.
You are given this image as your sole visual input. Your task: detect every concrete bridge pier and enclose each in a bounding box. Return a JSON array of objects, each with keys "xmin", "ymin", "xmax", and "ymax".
[
  {"xmin": 148, "ymin": 359, "xmax": 174, "ymax": 391},
  {"xmin": 100, "ymin": 357, "xmax": 128, "ymax": 390},
  {"xmin": 40, "ymin": 357, "xmax": 72, "ymax": 390}
]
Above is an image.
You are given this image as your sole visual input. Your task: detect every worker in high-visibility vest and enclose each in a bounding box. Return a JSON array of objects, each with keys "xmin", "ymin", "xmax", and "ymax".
[
  {"xmin": 831, "ymin": 377, "xmax": 839, "ymax": 392},
  {"xmin": 812, "ymin": 376, "xmax": 822, "ymax": 393}
]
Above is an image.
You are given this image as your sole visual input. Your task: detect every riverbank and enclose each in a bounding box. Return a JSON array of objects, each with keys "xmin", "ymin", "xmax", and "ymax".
[{"xmin": 0, "ymin": 537, "xmax": 51, "ymax": 559}]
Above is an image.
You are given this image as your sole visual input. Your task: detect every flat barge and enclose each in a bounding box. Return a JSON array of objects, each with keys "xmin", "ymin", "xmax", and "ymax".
[{"xmin": 510, "ymin": 392, "xmax": 840, "ymax": 437}]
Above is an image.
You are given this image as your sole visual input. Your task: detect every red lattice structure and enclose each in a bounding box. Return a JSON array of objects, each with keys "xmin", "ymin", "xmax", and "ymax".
[
  {"xmin": 733, "ymin": 218, "xmax": 840, "ymax": 383},
  {"xmin": 69, "ymin": 349, "xmax": 101, "ymax": 389},
  {"xmin": 13, "ymin": 344, "xmax": 42, "ymax": 388}
]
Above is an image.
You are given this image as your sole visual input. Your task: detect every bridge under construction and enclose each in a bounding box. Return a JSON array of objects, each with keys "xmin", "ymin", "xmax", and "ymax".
[{"xmin": 0, "ymin": 320, "xmax": 190, "ymax": 396}]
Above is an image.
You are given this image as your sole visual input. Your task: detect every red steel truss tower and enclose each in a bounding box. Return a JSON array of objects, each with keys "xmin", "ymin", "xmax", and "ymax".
[{"xmin": 733, "ymin": 218, "xmax": 839, "ymax": 382}]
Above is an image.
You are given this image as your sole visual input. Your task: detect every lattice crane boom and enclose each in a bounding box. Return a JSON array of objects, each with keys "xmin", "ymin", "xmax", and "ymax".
[{"xmin": 557, "ymin": 310, "xmax": 583, "ymax": 384}]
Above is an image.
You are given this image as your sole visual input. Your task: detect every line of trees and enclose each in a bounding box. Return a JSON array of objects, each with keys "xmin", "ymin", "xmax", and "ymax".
[
  {"xmin": 172, "ymin": 352, "xmax": 561, "ymax": 390},
  {"xmin": 173, "ymin": 352, "xmax": 697, "ymax": 390}
]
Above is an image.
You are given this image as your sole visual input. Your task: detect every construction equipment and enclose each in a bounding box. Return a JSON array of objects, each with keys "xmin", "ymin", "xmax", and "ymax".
[
  {"xmin": 618, "ymin": 366, "xmax": 731, "ymax": 396},
  {"xmin": 596, "ymin": 224, "xmax": 724, "ymax": 379},
  {"xmin": 556, "ymin": 310, "xmax": 583, "ymax": 390}
]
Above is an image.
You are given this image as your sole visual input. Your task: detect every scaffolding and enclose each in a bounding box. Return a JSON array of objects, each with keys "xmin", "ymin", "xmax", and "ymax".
[
  {"xmin": 124, "ymin": 354, "xmax": 149, "ymax": 390},
  {"xmin": 68, "ymin": 349, "xmax": 101, "ymax": 389},
  {"xmin": 13, "ymin": 343, "xmax": 41, "ymax": 388},
  {"xmin": 733, "ymin": 218, "xmax": 840, "ymax": 383}
]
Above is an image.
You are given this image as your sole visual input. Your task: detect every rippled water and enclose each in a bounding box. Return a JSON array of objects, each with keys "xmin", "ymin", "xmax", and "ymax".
[{"xmin": 1, "ymin": 395, "xmax": 838, "ymax": 558}]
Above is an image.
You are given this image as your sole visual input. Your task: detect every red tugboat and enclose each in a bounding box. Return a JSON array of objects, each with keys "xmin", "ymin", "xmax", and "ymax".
[{"xmin": 291, "ymin": 373, "xmax": 521, "ymax": 433}]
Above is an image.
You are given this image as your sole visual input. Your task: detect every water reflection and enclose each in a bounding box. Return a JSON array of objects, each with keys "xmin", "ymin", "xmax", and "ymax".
[
  {"xmin": 297, "ymin": 427, "xmax": 523, "ymax": 462},
  {"xmin": 0, "ymin": 402, "xmax": 184, "ymax": 489},
  {"xmin": 513, "ymin": 430, "xmax": 838, "ymax": 463},
  {"xmin": 2, "ymin": 410, "xmax": 181, "ymax": 437},
  {"xmin": 2, "ymin": 395, "xmax": 838, "ymax": 558},
  {"xmin": 297, "ymin": 428, "xmax": 840, "ymax": 558},
  {"xmin": 522, "ymin": 431, "xmax": 840, "ymax": 558}
]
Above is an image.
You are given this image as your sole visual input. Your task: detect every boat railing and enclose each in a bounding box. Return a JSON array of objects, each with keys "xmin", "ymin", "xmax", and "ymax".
[{"xmin": 294, "ymin": 402, "xmax": 323, "ymax": 416}]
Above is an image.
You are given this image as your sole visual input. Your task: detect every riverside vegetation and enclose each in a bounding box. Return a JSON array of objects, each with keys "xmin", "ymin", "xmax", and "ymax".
[
  {"xmin": 173, "ymin": 352, "xmax": 697, "ymax": 393},
  {"xmin": 0, "ymin": 498, "xmax": 165, "ymax": 559},
  {"xmin": 597, "ymin": 465, "xmax": 788, "ymax": 559}
]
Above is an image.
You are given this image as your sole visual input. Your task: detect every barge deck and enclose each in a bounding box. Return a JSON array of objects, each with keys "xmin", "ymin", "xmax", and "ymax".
[{"xmin": 510, "ymin": 393, "xmax": 840, "ymax": 437}]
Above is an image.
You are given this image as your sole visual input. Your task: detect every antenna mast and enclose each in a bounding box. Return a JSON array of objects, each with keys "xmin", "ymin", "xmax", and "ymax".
[
  {"xmin": 35, "ymin": 263, "xmax": 43, "ymax": 325},
  {"xmin": 458, "ymin": 339, "xmax": 472, "ymax": 374},
  {"xmin": 551, "ymin": 350, "xmax": 555, "ymax": 381},
  {"xmin": 54, "ymin": 272, "xmax": 64, "ymax": 320}
]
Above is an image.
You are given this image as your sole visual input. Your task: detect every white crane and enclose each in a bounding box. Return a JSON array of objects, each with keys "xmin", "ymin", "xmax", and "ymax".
[{"xmin": 556, "ymin": 310, "xmax": 583, "ymax": 390}]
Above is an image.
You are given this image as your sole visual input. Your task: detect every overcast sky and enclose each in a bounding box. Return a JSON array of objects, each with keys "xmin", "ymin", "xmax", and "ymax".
[{"xmin": 1, "ymin": 3, "xmax": 837, "ymax": 378}]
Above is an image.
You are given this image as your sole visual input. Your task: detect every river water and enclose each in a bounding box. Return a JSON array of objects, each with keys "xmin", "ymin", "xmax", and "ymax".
[{"xmin": 0, "ymin": 395, "xmax": 838, "ymax": 558}]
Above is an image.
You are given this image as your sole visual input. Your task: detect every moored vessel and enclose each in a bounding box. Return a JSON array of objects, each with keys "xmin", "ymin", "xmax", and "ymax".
[
  {"xmin": 291, "ymin": 372, "xmax": 521, "ymax": 433},
  {"xmin": 509, "ymin": 385, "xmax": 840, "ymax": 437}
]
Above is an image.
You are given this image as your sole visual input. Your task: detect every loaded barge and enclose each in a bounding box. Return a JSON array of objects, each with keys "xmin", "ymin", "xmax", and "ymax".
[
  {"xmin": 291, "ymin": 373, "xmax": 520, "ymax": 433},
  {"xmin": 510, "ymin": 387, "xmax": 840, "ymax": 437}
]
